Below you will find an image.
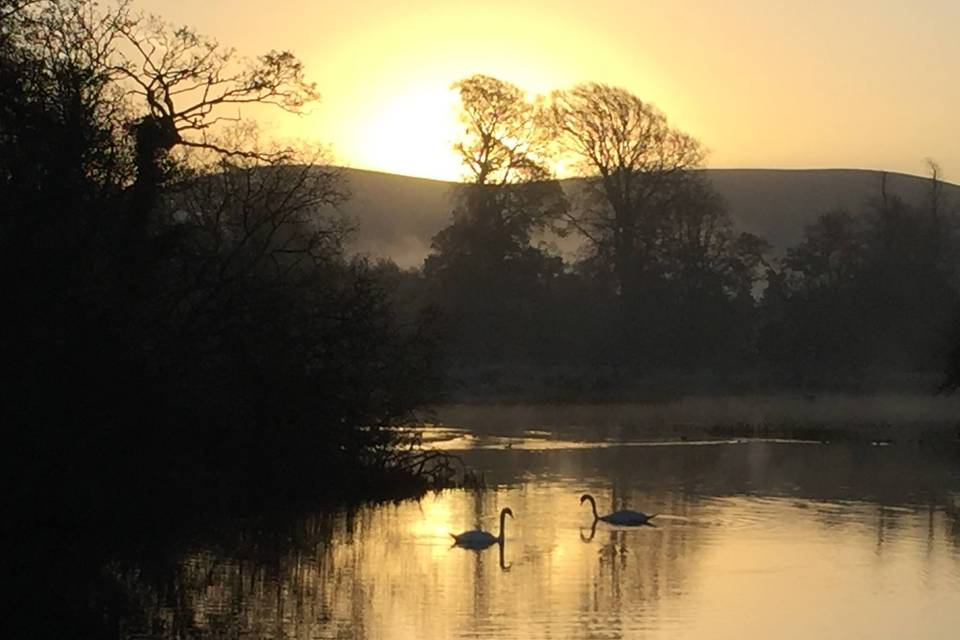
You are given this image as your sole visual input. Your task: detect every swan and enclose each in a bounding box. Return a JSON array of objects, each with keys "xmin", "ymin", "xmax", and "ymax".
[
  {"xmin": 580, "ymin": 494, "xmax": 656, "ymax": 526},
  {"xmin": 450, "ymin": 507, "xmax": 513, "ymax": 549}
]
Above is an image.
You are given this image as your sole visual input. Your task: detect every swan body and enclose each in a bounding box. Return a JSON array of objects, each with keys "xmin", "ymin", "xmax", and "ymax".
[
  {"xmin": 451, "ymin": 529, "xmax": 498, "ymax": 548},
  {"xmin": 581, "ymin": 494, "xmax": 656, "ymax": 526},
  {"xmin": 451, "ymin": 507, "xmax": 513, "ymax": 549}
]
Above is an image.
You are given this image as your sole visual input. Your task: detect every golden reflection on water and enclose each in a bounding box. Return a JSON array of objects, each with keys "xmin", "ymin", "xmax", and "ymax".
[{"xmin": 112, "ymin": 443, "xmax": 960, "ymax": 640}]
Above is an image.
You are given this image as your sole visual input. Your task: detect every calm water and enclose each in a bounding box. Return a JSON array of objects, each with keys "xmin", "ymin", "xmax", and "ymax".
[{"xmin": 106, "ymin": 422, "xmax": 960, "ymax": 639}]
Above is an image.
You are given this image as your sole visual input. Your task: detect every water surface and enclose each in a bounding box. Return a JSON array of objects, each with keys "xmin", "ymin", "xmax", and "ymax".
[{"xmin": 109, "ymin": 426, "xmax": 960, "ymax": 639}]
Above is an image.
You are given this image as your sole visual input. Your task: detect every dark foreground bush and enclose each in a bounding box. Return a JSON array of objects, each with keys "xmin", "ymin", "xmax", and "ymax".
[{"xmin": 0, "ymin": 1, "xmax": 445, "ymax": 550}]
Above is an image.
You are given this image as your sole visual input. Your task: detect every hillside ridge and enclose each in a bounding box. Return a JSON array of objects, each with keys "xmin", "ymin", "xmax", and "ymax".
[{"xmin": 331, "ymin": 167, "xmax": 959, "ymax": 267}]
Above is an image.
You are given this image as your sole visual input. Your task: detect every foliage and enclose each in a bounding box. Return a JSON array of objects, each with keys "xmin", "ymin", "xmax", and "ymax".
[
  {"xmin": 418, "ymin": 75, "xmax": 960, "ymax": 392},
  {"xmin": 0, "ymin": 1, "xmax": 443, "ymax": 541},
  {"xmin": 761, "ymin": 193, "xmax": 960, "ymax": 385},
  {"xmin": 547, "ymin": 83, "xmax": 704, "ymax": 296},
  {"xmin": 425, "ymin": 75, "xmax": 567, "ymax": 364}
]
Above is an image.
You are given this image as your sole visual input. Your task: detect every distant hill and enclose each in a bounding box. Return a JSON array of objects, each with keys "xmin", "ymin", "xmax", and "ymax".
[{"xmin": 335, "ymin": 168, "xmax": 960, "ymax": 268}]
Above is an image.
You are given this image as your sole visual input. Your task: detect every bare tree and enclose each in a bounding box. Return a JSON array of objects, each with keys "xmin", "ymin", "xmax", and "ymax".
[
  {"xmin": 660, "ymin": 173, "xmax": 733, "ymax": 287},
  {"xmin": 547, "ymin": 83, "xmax": 704, "ymax": 298},
  {"xmin": 3, "ymin": 0, "xmax": 347, "ymax": 327},
  {"xmin": 454, "ymin": 74, "xmax": 548, "ymax": 185},
  {"xmin": 14, "ymin": 0, "xmax": 322, "ymax": 212},
  {"xmin": 425, "ymin": 75, "xmax": 567, "ymax": 361},
  {"xmin": 110, "ymin": 12, "xmax": 319, "ymax": 163},
  {"xmin": 446, "ymin": 74, "xmax": 565, "ymax": 253},
  {"xmin": 167, "ymin": 139, "xmax": 348, "ymax": 319}
]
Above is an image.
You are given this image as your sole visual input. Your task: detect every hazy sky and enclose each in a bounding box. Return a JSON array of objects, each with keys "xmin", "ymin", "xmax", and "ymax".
[{"xmin": 143, "ymin": 0, "xmax": 959, "ymax": 181}]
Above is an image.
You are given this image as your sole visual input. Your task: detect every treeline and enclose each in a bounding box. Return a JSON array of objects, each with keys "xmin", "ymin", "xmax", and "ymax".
[
  {"xmin": 0, "ymin": 0, "xmax": 445, "ymax": 545},
  {"xmin": 392, "ymin": 75, "xmax": 960, "ymax": 397}
]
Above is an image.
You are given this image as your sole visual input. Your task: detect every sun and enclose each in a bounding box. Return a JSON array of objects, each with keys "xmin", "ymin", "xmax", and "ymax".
[
  {"xmin": 268, "ymin": 2, "xmax": 643, "ymax": 181},
  {"xmin": 347, "ymin": 84, "xmax": 464, "ymax": 181}
]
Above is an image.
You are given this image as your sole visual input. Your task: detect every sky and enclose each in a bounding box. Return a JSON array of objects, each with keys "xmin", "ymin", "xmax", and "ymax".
[{"xmin": 143, "ymin": 0, "xmax": 960, "ymax": 182}]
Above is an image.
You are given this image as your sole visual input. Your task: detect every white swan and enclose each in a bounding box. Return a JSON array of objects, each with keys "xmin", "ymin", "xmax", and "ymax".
[
  {"xmin": 450, "ymin": 507, "xmax": 513, "ymax": 549},
  {"xmin": 581, "ymin": 494, "xmax": 656, "ymax": 526}
]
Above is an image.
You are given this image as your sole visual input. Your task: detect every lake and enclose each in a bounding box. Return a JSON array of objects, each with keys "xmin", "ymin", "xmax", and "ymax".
[{"xmin": 104, "ymin": 405, "xmax": 960, "ymax": 639}]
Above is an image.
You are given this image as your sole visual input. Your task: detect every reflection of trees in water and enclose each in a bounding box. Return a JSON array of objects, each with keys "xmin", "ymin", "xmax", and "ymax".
[
  {"xmin": 874, "ymin": 505, "xmax": 905, "ymax": 553},
  {"xmin": 105, "ymin": 489, "xmax": 514, "ymax": 639},
  {"xmin": 575, "ymin": 490, "xmax": 702, "ymax": 636},
  {"xmin": 474, "ymin": 440, "xmax": 960, "ymax": 551},
  {"xmin": 946, "ymin": 493, "xmax": 960, "ymax": 550},
  {"xmin": 458, "ymin": 486, "xmax": 501, "ymax": 632},
  {"xmin": 100, "ymin": 443, "xmax": 960, "ymax": 639},
  {"xmin": 103, "ymin": 484, "xmax": 704, "ymax": 639},
  {"xmin": 105, "ymin": 513, "xmax": 358, "ymax": 639},
  {"xmin": 468, "ymin": 439, "xmax": 960, "ymax": 506}
]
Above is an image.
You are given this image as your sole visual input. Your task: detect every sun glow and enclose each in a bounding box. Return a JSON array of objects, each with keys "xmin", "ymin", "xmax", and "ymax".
[
  {"xmin": 143, "ymin": 0, "xmax": 960, "ymax": 180},
  {"xmin": 408, "ymin": 496, "xmax": 457, "ymax": 545},
  {"xmin": 343, "ymin": 84, "xmax": 463, "ymax": 181},
  {"xmin": 264, "ymin": 2, "xmax": 641, "ymax": 181}
]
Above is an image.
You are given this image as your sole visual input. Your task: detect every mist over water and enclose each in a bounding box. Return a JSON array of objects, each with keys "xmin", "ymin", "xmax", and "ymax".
[
  {"xmin": 430, "ymin": 394, "xmax": 960, "ymax": 445},
  {"xmin": 103, "ymin": 413, "xmax": 960, "ymax": 640}
]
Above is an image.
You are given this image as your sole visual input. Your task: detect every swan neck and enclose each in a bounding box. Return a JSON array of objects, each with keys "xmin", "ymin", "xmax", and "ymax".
[
  {"xmin": 589, "ymin": 496, "xmax": 599, "ymax": 520},
  {"xmin": 498, "ymin": 510, "xmax": 507, "ymax": 540}
]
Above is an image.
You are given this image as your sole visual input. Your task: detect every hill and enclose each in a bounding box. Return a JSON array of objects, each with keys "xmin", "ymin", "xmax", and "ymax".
[{"xmin": 336, "ymin": 168, "xmax": 960, "ymax": 268}]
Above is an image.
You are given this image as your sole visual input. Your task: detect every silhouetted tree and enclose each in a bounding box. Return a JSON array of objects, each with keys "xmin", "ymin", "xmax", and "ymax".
[
  {"xmin": 425, "ymin": 75, "xmax": 566, "ymax": 364},
  {"xmin": 428, "ymin": 75, "xmax": 566, "ymax": 266},
  {"xmin": 547, "ymin": 83, "xmax": 704, "ymax": 302},
  {"xmin": 758, "ymin": 210, "xmax": 870, "ymax": 381},
  {"xmin": 861, "ymin": 189, "xmax": 958, "ymax": 370},
  {"xmin": 1, "ymin": 0, "xmax": 443, "ymax": 547},
  {"xmin": 763, "ymin": 167, "xmax": 960, "ymax": 387},
  {"xmin": 546, "ymin": 84, "xmax": 769, "ymax": 368}
]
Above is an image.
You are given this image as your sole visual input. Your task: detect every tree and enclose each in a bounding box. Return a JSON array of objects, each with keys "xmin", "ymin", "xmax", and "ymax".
[
  {"xmin": 546, "ymin": 83, "xmax": 766, "ymax": 367},
  {"xmin": 430, "ymin": 75, "xmax": 565, "ymax": 268},
  {"xmin": 453, "ymin": 74, "xmax": 549, "ymax": 186},
  {"xmin": 758, "ymin": 210, "xmax": 869, "ymax": 380},
  {"xmin": 1, "ymin": 1, "xmax": 443, "ymax": 544},
  {"xmin": 425, "ymin": 75, "xmax": 566, "ymax": 363},
  {"xmin": 655, "ymin": 174, "xmax": 771, "ymax": 364},
  {"xmin": 862, "ymin": 189, "xmax": 958, "ymax": 370},
  {"xmin": 761, "ymin": 167, "xmax": 960, "ymax": 386},
  {"xmin": 784, "ymin": 210, "xmax": 865, "ymax": 293},
  {"xmin": 547, "ymin": 83, "xmax": 704, "ymax": 301},
  {"xmin": 107, "ymin": 4, "xmax": 320, "ymax": 222}
]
